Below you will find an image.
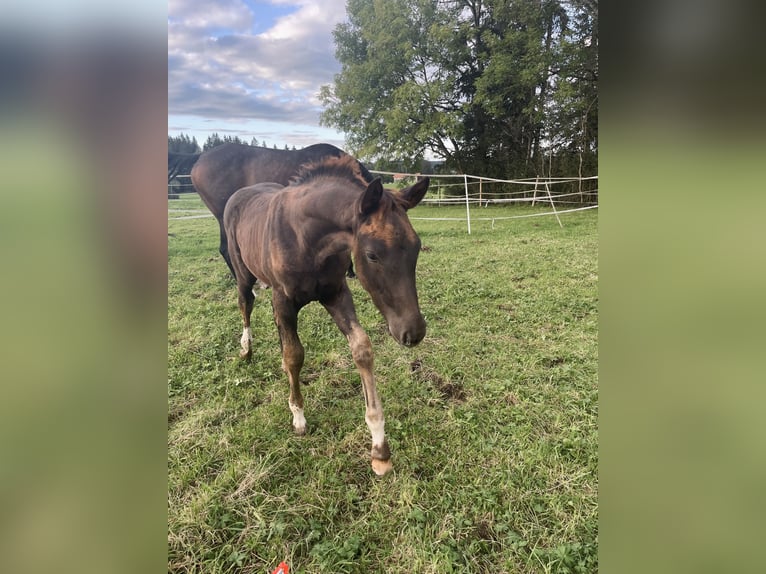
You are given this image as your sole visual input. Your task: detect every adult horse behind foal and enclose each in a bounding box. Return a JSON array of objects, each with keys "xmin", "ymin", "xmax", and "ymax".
[
  {"xmin": 223, "ymin": 156, "xmax": 429, "ymax": 476},
  {"xmin": 192, "ymin": 142, "xmax": 374, "ymax": 277}
]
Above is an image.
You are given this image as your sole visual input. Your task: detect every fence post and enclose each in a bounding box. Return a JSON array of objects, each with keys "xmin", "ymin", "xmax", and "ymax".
[
  {"xmin": 545, "ymin": 181, "xmax": 563, "ymax": 228},
  {"xmin": 464, "ymin": 174, "xmax": 471, "ymax": 235},
  {"xmin": 532, "ymin": 177, "xmax": 539, "ymax": 206}
]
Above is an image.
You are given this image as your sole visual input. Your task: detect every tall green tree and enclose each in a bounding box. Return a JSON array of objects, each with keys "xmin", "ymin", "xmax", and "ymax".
[
  {"xmin": 544, "ymin": 0, "xmax": 598, "ymax": 178},
  {"xmin": 320, "ymin": 0, "xmax": 597, "ymax": 180},
  {"xmin": 320, "ymin": 0, "xmax": 466, "ymax": 169},
  {"xmin": 471, "ymin": 0, "xmax": 569, "ymax": 176}
]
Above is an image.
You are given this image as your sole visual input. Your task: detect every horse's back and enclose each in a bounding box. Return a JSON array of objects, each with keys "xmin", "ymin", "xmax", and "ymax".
[
  {"xmin": 191, "ymin": 142, "xmax": 373, "ymax": 219},
  {"xmin": 299, "ymin": 143, "xmax": 344, "ymax": 162},
  {"xmin": 191, "ymin": 144, "xmax": 293, "ymax": 217},
  {"xmin": 192, "ymin": 144, "xmax": 258, "ymax": 217},
  {"xmin": 224, "ymin": 182, "xmax": 289, "ymax": 286},
  {"xmin": 224, "ymin": 182, "xmax": 284, "ymax": 229}
]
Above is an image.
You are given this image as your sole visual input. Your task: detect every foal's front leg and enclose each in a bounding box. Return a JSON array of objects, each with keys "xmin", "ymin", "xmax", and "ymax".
[
  {"xmin": 271, "ymin": 291, "xmax": 306, "ymax": 436},
  {"xmin": 322, "ymin": 287, "xmax": 392, "ymax": 476}
]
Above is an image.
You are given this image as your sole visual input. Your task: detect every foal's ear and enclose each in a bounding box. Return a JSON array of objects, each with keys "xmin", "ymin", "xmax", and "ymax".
[
  {"xmin": 359, "ymin": 177, "xmax": 384, "ymax": 217},
  {"xmin": 399, "ymin": 176, "xmax": 430, "ymax": 210}
]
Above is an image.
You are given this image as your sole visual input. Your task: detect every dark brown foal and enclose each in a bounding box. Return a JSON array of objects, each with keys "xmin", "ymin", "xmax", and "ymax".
[{"xmin": 223, "ymin": 156, "xmax": 429, "ymax": 475}]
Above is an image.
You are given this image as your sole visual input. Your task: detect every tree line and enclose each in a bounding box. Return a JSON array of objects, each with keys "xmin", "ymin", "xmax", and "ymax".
[
  {"xmin": 319, "ymin": 0, "xmax": 597, "ymax": 186},
  {"xmin": 168, "ymin": 133, "xmax": 298, "ymax": 154}
]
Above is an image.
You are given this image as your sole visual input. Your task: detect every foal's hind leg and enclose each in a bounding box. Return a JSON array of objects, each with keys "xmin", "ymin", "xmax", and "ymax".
[
  {"xmin": 322, "ymin": 286, "xmax": 392, "ymax": 476},
  {"xmin": 236, "ymin": 278, "xmax": 257, "ymax": 360},
  {"xmin": 272, "ymin": 291, "xmax": 306, "ymax": 436},
  {"xmin": 226, "ymin": 227, "xmax": 256, "ymax": 358}
]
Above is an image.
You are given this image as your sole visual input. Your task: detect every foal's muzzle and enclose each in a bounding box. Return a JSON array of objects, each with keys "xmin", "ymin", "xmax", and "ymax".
[{"xmin": 391, "ymin": 315, "xmax": 426, "ymax": 347}]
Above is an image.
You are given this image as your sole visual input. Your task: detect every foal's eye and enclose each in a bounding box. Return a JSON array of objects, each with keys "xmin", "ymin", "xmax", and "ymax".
[{"xmin": 365, "ymin": 252, "xmax": 380, "ymax": 263}]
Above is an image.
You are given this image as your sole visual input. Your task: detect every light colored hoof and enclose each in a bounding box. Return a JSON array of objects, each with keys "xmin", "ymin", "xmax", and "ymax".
[
  {"xmin": 371, "ymin": 458, "xmax": 392, "ymax": 476},
  {"xmin": 293, "ymin": 425, "xmax": 307, "ymax": 436},
  {"xmin": 239, "ymin": 348, "xmax": 251, "ymax": 361}
]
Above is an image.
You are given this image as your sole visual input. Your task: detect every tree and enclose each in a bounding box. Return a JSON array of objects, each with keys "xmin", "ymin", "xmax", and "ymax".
[
  {"xmin": 320, "ymin": 0, "xmax": 466, "ymax": 170},
  {"xmin": 203, "ymin": 133, "xmax": 224, "ymax": 150},
  {"xmin": 168, "ymin": 133, "xmax": 200, "ymax": 153},
  {"xmin": 320, "ymin": 0, "xmax": 597, "ymax": 184},
  {"xmin": 471, "ymin": 0, "xmax": 570, "ymax": 177},
  {"xmin": 203, "ymin": 133, "xmax": 245, "ymax": 150},
  {"xmin": 544, "ymin": 0, "xmax": 598, "ymax": 181}
]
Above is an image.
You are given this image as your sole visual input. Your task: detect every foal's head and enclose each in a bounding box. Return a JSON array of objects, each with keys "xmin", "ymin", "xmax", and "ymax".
[{"xmin": 353, "ymin": 177, "xmax": 430, "ymax": 347}]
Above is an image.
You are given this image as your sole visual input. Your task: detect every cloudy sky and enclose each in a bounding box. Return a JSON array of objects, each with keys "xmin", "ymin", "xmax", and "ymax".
[{"xmin": 168, "ymin": 0, "xmax": 349, "ymax": 149}]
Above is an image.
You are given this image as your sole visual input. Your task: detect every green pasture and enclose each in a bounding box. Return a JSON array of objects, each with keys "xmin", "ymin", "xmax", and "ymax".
[{"xmin": 168, "ymin": 196, "xmax": 598, "ymax": 573}]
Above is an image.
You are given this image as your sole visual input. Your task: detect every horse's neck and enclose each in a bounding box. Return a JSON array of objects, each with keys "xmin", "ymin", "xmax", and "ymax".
[
  {"xmin": 292, "ymin": 180, "xmax": 360, "ymax": 233},
  {"xmin": 277, "ymin": 184, "xmax": 356, "ymax": 263}
]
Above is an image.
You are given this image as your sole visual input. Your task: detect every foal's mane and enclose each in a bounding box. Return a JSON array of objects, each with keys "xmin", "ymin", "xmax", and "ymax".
[{"xmin": 290, "ymin": 155, "xmax": 369, "ymax": 188}]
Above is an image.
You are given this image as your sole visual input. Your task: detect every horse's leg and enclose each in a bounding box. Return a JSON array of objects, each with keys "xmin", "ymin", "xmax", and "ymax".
[
  {"xmin": 227, "ymin": 229, "xmax": 256, "ymax": 360},
  {"xmin": 218, "ymin": 221, "xmax": 237, "ymax": 279},
  {"xmin": 236, "ymin": 278, "xmax": 256, "ymax": 360},
  {"xmin": 272, "ymin": 291, "xmax": 306, "ymax": 436},
  {"xmin": 321, "ymin": 286, "xmax": 391, "ymax": 476}
]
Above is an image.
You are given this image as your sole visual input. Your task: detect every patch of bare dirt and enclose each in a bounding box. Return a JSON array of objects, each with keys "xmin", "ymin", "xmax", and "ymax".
[{"xmin": 410, "ymin": 359, "xmax": 466, "ymax": 403}]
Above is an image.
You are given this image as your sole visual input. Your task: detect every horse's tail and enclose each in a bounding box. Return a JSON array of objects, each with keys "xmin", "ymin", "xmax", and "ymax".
[{"xmin": 168, "ymin": 152, "xmax": 201, "ymax": 185}]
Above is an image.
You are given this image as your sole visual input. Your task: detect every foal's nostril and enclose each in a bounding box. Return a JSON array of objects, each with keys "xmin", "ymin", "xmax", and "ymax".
[
  {"xmin": 391, "ymin": 316, "xmax": 426, "ymax": 347},
  {"xmin": 402, "ymin": 326, "xmax": 425, "ymax": 347}
]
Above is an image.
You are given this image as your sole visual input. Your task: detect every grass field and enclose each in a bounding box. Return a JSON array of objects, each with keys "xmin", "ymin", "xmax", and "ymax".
[{"xmin": 168, "ymin": 195, "xmax": 598, "ymax": 573}]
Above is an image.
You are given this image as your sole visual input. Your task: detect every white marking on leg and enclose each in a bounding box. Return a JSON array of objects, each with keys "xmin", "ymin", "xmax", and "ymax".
[
  {"xmin": 366, "ymin": 413, "xmax": 385, "ymax": 449},
  {"xmin": 240, "ymin": 326, "xmax": 252, "ymax": 353},
  {"xmin": 289, "ymin": 401, "xmax": 306, "ymax": 434}
]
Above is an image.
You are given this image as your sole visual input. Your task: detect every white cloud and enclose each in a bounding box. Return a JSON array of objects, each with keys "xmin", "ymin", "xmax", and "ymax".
[
  {"xmin": 168, "ymin": 0, "xmax": 349, "ymax": 129},
  {"xmin": 168, "ymin": 0, "xmax": 254, "ymax": 31},
  {"xmin": 260, "ymin": 0, "xmax": 346, "ymax": 40}
]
